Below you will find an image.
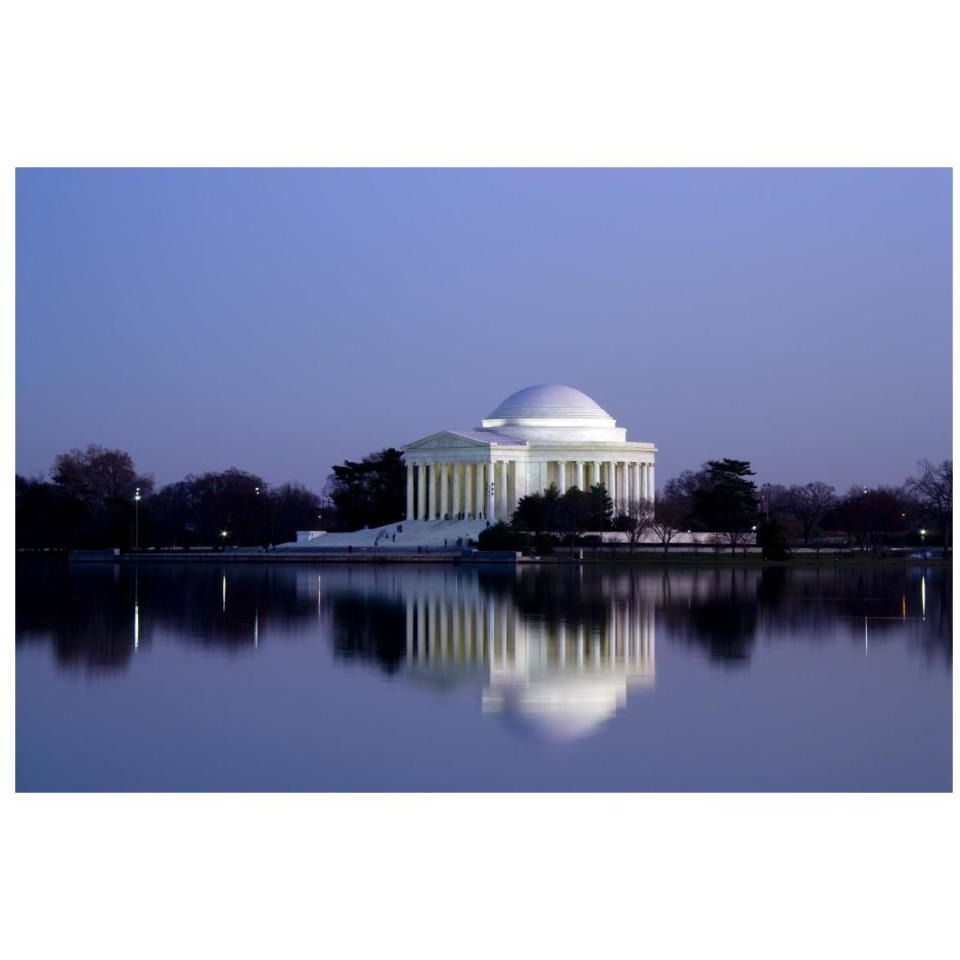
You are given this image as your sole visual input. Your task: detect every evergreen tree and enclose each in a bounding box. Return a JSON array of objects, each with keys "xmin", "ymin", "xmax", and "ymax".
[
  {"xmin": 589, "ymin": 483, "xmax": 613, "ymax": 530},
  {"xmin": 757, "ymin": 518, "xmax": 790, "ymax": 560},
  {"xmin": 690, "ymin": 459, "xmax": 759, "ymax": 536},
  {"xmin": 325, "ymin": 448, "xmax": 405, "ymax": 530}
]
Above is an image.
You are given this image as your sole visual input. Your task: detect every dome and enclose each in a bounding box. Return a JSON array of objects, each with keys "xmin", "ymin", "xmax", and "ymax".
[
  {"xmin": 479, "ymin": 383, "xmax": 626, "ymax": 443},
  {"xmin": 486, "ymin": 384, "xmax": 611, "ymax": 421}
]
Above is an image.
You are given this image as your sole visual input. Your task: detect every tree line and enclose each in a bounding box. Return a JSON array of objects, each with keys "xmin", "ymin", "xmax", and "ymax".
[
  {"xmin": 16, "ymin": 445, "xmax": 323, "ymax": 549},
  {"xmin": 16, "ymin": 445, "xmax": 412, "ymax": 550},
  {"xmin": 479, "ymin": 457, "xmax": 952, "ymax": 557},
  {"xmin": 16, "ymin": 443, "xmax": 951, "ymax": 555}
]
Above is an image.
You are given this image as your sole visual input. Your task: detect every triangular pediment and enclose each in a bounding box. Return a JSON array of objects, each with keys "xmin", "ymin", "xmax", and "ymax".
[{"xmin": 402, "ymin": 430, "xmax": 493, "ymax": 451}]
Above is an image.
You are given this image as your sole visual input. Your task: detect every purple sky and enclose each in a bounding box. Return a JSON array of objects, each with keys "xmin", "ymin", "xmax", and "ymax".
[{"xmin": 16, "ymin": 168, "xmax": 951, "ymax": 494}]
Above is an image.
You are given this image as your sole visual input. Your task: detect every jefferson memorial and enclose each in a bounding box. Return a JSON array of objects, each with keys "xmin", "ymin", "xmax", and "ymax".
[
  {"xmin": 289, "ymin": 384, "xmax": 656, "ymax": 549},
  {"xmin": 403, "ymin": 383, "xmax": 656, "ymax": 522}
]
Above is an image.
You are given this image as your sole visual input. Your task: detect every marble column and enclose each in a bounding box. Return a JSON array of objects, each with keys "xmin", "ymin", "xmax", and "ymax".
[
  {"xmin": 514, "ymin": 459, "xmax": 526, "ymax": 505},
  {"xmin": 576, "ymin": 461, "xmax": 584, "ymax": 491},
  {"xmin": 406, "ymin": 463, "xmax": 415, "ymax": 520},
  {"xmin": 649, "ymin": 464, "xmax": 655, "ymax": 502},
  {"xmin": 498, "ymin": 461, "xmax": 509, "ymax": 519},
  {"xmin": 609, "ymin": 461, "xmax": 617, "ymax": 511},
  {"xmin": 621, "ymin": 461, "xmax": 629, "ymax": 508},
  {"xmin": 440, "ymin": 463, "xmax": 449, "ymax": 518},
  {"xmin": 428, "ymin": 462, "xmax": 437, "ymax": 519},
  {"xmin": 452, "ymin": 462, "xmax": 462, "ymax": 517},
  {"xmin": 486, "ymin": 462, "xmax": 496, "ymax": 521},
  {"xmin": 592, "ymin": 461, "xmax": 601, "ymax": 491},
  {"xmin": 557, "ymin": 460, "xmax": 566, "ymax": 492},
  {"xmin": 417, "ymin": 463, "xmax": 426, "ymax": 520},
  {"xmin": 475, "ymin": 463, "xmax": 485, "ymax": 519}
]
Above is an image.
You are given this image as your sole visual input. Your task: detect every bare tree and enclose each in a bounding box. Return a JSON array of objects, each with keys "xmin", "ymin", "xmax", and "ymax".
[
  {"xmin": 618, "ymin": 497, "xmax": 655, "ymax": 552},
  {"xmin": 785, "ymin": 481, "xmax": 837, "ymax": 545},
  {"xmin": 52, "ymin": 444, "xmax": 154, "ymax": 508},
  {"xmin": 722, "ymin": 527, "xmax": 752, "ymax": 554},
  {"xmin": 651, "ymin": 492, "xmax": 688, "ymax": 556},
  {"xmin": 906, "ymin": 459, "xmax": 952, "ymax": 553},
  {"xmin": 759, "ymin": 483, "xmax": 790, "ymax": 521}
]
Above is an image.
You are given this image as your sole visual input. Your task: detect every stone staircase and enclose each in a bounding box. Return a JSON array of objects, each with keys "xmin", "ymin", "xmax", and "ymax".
[{"xmin": 277, "ymin": 517, "xmax": 492, "ymax": 551}]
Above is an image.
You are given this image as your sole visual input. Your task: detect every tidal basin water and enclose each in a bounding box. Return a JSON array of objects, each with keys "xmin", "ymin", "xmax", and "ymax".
[{"xmin": 16, "ymin": 560, "xmax": 952, "ymax": 792}]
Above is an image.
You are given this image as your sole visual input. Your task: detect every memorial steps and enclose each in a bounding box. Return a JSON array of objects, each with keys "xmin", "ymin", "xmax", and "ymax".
[{"xmin": 277, "ymin": 517, "xmax": 489, "ymax": 551}]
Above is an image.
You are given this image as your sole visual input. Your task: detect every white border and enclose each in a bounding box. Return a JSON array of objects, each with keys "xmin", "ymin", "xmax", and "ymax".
[{"xmin": 1, "ymin": 2, "xmax": 956, "ymax": 958}]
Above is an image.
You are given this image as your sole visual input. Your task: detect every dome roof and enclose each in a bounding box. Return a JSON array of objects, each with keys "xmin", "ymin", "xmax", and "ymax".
[{"xmin": 486, "ymin": 384, "xmax": 611, "ymax": 421}]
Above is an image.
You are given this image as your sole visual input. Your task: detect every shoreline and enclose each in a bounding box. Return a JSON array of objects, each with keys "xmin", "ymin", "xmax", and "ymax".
[{"xmin": 16, "ymin": 550, "xmax": 951, "ymax": 567}]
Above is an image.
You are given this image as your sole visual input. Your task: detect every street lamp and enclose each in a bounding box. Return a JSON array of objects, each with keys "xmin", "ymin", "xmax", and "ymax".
[
  {"xmin": 134, "ymin": 486, "xmax": 141, "ymax": 551},
  {"xmin": 920, "ymin": 528, "xmax": 927, "ymax": 542}
]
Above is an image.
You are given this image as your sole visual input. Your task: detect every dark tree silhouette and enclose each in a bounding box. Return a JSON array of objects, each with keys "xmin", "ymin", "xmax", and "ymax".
[
  {"xmin": 589, "ymin": 483, "xmax": 613, "ymax": 532},
  {"xmin": 52, "ymin": 444, "xmax": 153, "ymax": 507},
  {"xmin": 689, "ymin": 459, "xmax": 759, "ymax": 552},
  {"xmin": 651, "ymin": 491, "xmax": 690, "ymax": 555},
  {"xmin": 614, "ymin": 497, "xmax": 655, "ymax": 552},
  {"xmin": 825, "ymin": 487, "xmax": 909, "ymax": 554},
  {"xmin": 325, "ymin": 448, "xmax": 405, "ymax": 531},
  {"xmin": 512, "ymin": 484, "xmax": 561, "ymax": 535},
  {"xmin": 785, "ymin": 482, "xmax": 837, "ymax": 545},
  {"xmin": 906, "ymin": 459, "xmax": 952, "ymax": 553}
]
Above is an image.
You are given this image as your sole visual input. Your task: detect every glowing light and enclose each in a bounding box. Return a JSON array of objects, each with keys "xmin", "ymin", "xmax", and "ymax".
[
  {"xmin": 254, "ymin": 609, "xmax": 259, "ymax": 648},
  {"xmin": 921, "ymin": 576, "xmax": 926, "ymax": 619},
  {"xmin": 220, "ymin": 530, "xmax": 228, "ymax": 538},
  {"xmin": 864, "ymin": 616, "xmax": 868, "ymax": 655},
  {"xmin": 134, "ymin": 603, "xmax": 140, "ymax": 650},
  {"xmin": 222, "ymin": 575, "xmax": 227, "ymax": 612}
]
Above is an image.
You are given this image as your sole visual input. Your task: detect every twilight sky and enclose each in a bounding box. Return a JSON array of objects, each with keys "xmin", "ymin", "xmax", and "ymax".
[{"xmin": 16, "ymin": 168, "xmax": 951, "ymax": 494}]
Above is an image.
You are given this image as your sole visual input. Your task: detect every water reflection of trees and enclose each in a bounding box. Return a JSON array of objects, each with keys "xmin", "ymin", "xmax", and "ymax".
[
  {"xmin": 16, "ymin": 561, "xmax": 323, "ymax": 672},
  {"xmin": 17, "ymin": 561, "xmax": 142, "ymax": 671},
  {"xmin": 326, "ymin": 595, "xmax": 406, "ymax": 673},
  {"xmin": 656, "ymin": 565, "xmax": 950, "ymax": 667},
  {"xmin": 16, "ymin": 559, "xmax": 951, "ymax": 676}
]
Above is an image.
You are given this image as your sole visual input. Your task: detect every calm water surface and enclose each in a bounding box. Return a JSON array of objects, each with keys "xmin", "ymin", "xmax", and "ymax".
[{"xmin": 16, "ymin": 560, "xmax": 952, "ymax": 791}]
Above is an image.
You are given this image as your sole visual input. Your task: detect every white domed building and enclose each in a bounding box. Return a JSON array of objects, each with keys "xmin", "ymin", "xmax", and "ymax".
[
  {"xmin": 402, "ymin": 383, "xmax": 656, "ymax": 527},
  {"xmin": 287, "ymin": 384, "xmax": 656, "ymax": 549}
]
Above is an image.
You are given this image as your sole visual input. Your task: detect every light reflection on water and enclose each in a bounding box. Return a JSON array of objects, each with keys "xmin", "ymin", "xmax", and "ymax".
[{"xmin": 15, "ymin": 561, "xmax": 952, "ymax": 791}]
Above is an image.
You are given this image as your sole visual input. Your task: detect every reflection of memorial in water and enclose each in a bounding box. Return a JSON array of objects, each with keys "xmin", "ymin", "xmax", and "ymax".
[
  {"xmin": 400, "ymin": 570, "xmax": 655, "ymax": 741},
  {"xmin": 16, "ymin": 560, "xmax": 949, "ymax": 684}
]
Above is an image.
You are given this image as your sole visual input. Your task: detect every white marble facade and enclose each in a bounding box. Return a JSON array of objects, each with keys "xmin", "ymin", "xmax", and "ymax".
[{"xmin": 402, "ymin": 384, "xmax": 657, "ymax": 523}]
